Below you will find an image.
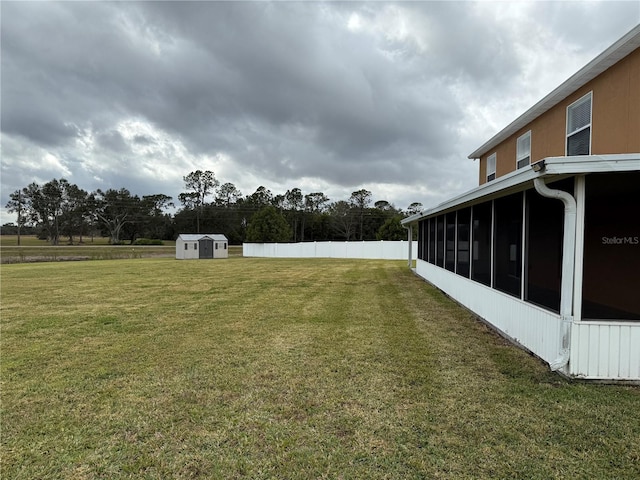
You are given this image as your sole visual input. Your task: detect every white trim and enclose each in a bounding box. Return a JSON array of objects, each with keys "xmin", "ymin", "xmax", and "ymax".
[
  {"xmin": 520, "ymin": 192, "xmax": 527, "ymax": 300},
  {"xmin": 573, "ymin": 175, "xmax": 586, "ymax": 322},
  {"xmin": 469, "ymin": 206, "xmax": 475, "ymax": 279},
  {"xmin": 490, "ymin": 200, "xmax": 495, "ymax": 288},
  {"xmin": 402, "ymin": 154, "xmax": 640, "ymax": 226}
]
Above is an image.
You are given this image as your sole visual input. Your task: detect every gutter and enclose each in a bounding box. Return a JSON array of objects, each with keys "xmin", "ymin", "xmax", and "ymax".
[
  {"xmin": 401, "ymin": 155, "xmax": 640, "ymax": 228},
  {"xmin": 532, "ymin": 172, "xmax": 576, "ymax": 371}
]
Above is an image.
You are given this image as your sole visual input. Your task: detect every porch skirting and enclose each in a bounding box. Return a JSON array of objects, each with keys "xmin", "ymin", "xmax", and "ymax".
[{"xmin": 415, "ymin": 260, "xmax": 640, "ymax": 382}]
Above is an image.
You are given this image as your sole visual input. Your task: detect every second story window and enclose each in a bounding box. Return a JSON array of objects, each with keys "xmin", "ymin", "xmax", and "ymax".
[
  {"xmin": 516, "ymin": 131, "xmax": 531, "ymax": 169},
  {"xmin": 487, "ymin": 153, "xmax": 496, "ymax": 181},
  {"xmin": 567, "ymin": 92, "xmax": 592, "ymax": 156}
]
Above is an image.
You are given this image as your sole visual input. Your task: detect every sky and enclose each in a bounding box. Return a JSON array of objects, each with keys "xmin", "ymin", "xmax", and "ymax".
[{"xmin": 2, "ymin": 1, "xmax": 639, "ymax": 223}]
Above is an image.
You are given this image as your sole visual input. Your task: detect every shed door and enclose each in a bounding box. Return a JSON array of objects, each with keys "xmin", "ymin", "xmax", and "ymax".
[{"xmin": 199, "ymin": 239, "xmax": 214, "ymax": 258}]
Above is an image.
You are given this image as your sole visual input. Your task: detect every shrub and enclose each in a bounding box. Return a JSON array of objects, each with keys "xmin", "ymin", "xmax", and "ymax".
[{"xmin": 133, "ymin": 238, "xmax": 164, "ymax": 245}]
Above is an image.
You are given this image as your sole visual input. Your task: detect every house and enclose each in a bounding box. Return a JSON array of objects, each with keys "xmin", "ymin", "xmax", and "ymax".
[
  {"xmin": 176, "ymin": 234, "xmax": 229, "ymax": 259},
  {"xmin": 401, "ymin": 25, "xmax": 640, "ymax": 382}
]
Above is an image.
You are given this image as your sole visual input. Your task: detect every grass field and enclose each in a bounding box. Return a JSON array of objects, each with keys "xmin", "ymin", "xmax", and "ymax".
[
  {"xmin": 0, "ymin": 235, "xmax": 124, "ymax": 247},
  {"xmin": 1, "ymin": 258, "xmax": 639, "ymax": 479},
  {"xmin": 0, "ymin": 236, "xmax": 242, "ymax": 263}
]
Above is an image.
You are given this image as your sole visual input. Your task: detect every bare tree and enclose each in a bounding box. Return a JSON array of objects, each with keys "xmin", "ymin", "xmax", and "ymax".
[
  {"xmin": 407, "ymin": 202, "xmax": 423, "ymax": 216},
  {"xmin": 94, "ymin": 188, "xmax": 139, "ymax": 244}
]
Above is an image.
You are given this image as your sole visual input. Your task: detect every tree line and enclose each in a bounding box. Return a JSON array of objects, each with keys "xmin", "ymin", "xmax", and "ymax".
[{"xmin": 4, "ymin": 170, "xmax": 422, "ymax": 245}]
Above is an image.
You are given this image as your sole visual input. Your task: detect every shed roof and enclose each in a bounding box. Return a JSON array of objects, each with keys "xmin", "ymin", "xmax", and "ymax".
[
  {"xmin": 178, "ymin": 234, "xmax": 228, "ymax": 242},
  {"xmin": 468, "ymin": 24, "xmax": 640, "ymax": 160}
]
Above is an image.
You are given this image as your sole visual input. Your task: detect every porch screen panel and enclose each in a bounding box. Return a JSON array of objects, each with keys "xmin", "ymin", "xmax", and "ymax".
[
  {"xmin": 417, "ymin": 220, "xmax": 425, "ymax": 260},
  {"xmin": 525, "ymin": 179, "xmax": 572, "ymax": 313},
  {"xmin": 428, "ymin": 218, "xmax": 436, "ymax": 264},
  {"xmin": 582, "ymin": 172, "xmax": 640, "ymax": 320},
  {"xmin": 456, "ymin": 207, "xmax": 471, "ymax": 277},
  {"xmin": 436, "ymin": 215, "xmax": 445, "ymax": 267},
  {"xmin": 471, "ymin": 202, "xmax": 492, "ymax": 286},
  {"xmin": 494, "ymin": 193, "xmax": 523, "ymax": 298},
  {"xmin": 445, "ymin": 212, "xmax": 456, "ymax": 272},
  {"xmin": 423, "ymin": 220, "xmax": 428, "ymax": 261}
]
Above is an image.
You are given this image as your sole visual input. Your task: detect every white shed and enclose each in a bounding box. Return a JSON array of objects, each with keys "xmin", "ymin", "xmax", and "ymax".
[{"xmin": 176, "ymin": 234, "xmax": 229, "ymax": 260}]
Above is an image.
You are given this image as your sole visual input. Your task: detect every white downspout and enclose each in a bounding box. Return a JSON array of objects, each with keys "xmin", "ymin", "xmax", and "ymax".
[
  {"xmin": 404, "ymin": 224, "xmax": 413, "ymax": 268},
  {"xmin": 533, "ymin": 177, "xmax": 576, "ymax": 371}
]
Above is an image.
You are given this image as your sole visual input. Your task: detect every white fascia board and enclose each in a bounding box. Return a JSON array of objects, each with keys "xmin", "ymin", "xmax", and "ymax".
[
  {"xmin": 543, "ymin": 154, "xmax": 640, "ymax": 174},
  {"xmin": 468, "ymin": 25, "xmax": 640, "ymax": 160},
  {"xmin": 401, "ymin": 154, "xmax": 640, "ymax": 225},
  {"xmin": 401, "ymin": 168, "xmax": 536, "ymax": 224}
]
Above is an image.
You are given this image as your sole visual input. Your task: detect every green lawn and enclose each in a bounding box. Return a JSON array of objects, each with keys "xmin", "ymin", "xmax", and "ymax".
[
  {"xmin": 0, "ymin": 236, "xmax": 242, "ymax": 263},
  {"xmin": 0, "ymin": 235, "xmax": 114, "ymax": 247},
  {"xmin": 1, "ymin": 258, "xmax": 638, "ymax": 479}
]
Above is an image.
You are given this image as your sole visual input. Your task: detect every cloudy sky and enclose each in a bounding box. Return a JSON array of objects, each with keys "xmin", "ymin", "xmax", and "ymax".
[{"xmin": 2, "ymin": 1, "xmax": 639, "ymax": 223}]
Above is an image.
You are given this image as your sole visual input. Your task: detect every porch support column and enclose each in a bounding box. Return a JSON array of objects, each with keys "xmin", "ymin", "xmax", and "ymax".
[{"xmin": 407, "ymin": 224, "xmax": 413, "ymax": 268}]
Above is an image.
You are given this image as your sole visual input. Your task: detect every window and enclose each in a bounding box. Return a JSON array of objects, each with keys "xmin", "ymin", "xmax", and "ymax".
[
  {"xmin": 184, "ymin": 243, "xmax": 188, "ymax": 250},
  {"xmin": 215, "ymin": 243, "xmax": 219, "ymax": 250},
  {"xmin": 487, "ymin": 153, "xmax": 496, "ymax": 181},
  {"xmin": 224, "ymin": 243, "xmax": 227, "ymax": 250},
  {"xmin": 516, "ymin": 131, "xmax": 531, "ymax": 169},
  {"xmin": 194, "ymin": 243, "xmax": 197, "ymax": 250},
  {"xmin": 566, "ymin": 92, "xmax": 591, "ymax": 156}
]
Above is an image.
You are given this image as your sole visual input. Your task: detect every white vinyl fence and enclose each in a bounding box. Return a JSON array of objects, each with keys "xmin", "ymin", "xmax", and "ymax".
[{"xmin": 243, "ymin": 241, "xmax": 417, "ymax": 260}]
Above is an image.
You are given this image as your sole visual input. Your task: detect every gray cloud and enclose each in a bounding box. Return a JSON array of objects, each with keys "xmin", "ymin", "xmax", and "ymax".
[{"xmin": 2, "ymin": 1, "xmax": 638, "ymax": 221}]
